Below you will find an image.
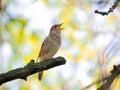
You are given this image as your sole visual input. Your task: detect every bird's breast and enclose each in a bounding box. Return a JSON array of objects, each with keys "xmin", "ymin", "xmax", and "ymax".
[{"xmin": 51, "ymin": 33, "xmax": 61, "ymax": 46}]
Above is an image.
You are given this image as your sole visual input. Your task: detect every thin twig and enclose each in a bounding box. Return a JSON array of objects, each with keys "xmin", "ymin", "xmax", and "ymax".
[
  {"xmin": 97, "ymin": 65, "xmax": 120, "ymax": 90},
  {"xmin": 81, "ymin": 65, "xmax": 120, "ymax": 90},
  {"xmin": 95, "ymin": 0, "xmax": 120, "ymax": 16}
]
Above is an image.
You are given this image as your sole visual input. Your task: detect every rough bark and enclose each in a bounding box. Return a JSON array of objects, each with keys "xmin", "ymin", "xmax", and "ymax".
[{"xmin": 0, "ymin": 56, "xmax": 66, "ymax": 85}]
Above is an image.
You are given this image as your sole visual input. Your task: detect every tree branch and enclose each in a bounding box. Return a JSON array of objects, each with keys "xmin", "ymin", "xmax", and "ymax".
[
  {"xmin": 95, "ymin": 0, "xmax": 120, "ymax": 16},
  {"xmin": 97, "ymin": 65, "xmax": 120, "ymax": 90},
  {"xmin": 81, "ymin": 64, "xmax": 120, "ymax": 90},
  {"xmin": 0, "ymin": 56, "xmax": 66, "ymax": 85}
]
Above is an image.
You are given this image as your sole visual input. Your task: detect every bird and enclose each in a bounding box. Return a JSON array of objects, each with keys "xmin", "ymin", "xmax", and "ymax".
[{"xmin": 36, "ymin": 23, "xmax": 63, "ymax": 81}]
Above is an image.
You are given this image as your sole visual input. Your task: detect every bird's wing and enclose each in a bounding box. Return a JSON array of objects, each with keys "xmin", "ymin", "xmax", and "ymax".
[{"xmin": 37, "ymin": 36, "xmax": 53, "ymax": 60}]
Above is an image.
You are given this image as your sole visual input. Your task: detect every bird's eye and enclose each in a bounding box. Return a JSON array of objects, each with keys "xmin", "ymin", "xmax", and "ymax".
[{"xmin": 54, "ymin": 25, "xmax": 57, "ymax": 28}]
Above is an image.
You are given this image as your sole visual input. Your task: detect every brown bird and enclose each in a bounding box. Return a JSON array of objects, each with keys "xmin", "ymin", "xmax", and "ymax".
[{"xmin": 36, "ymin": 23, "xmax": 63, "ymax": 81}]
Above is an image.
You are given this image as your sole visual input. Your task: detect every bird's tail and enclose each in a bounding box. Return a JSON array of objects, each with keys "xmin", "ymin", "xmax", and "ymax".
[
  {"xmin": 36, "ymin": 57, "xmax": 44, "ymax": 81},
  {"xmin": 38, "ymin": 71, "xmax": 43, "ymax": 81}
]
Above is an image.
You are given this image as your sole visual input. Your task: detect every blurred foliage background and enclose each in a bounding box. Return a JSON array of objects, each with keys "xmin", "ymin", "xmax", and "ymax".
[{"xmin": 0, "ymin": 0, "xmax": 120, "ymax": 90}]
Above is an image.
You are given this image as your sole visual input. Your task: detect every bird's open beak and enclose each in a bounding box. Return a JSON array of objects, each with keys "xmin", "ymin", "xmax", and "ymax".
[{"xmin": 58, "ymin": 23, "xmax": 64, "ymax": 30}]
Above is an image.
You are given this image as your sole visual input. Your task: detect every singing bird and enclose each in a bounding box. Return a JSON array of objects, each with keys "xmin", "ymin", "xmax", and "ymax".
[{"xmin": 36, "ymin": 23, "xmax": 63, "ymax": 81}]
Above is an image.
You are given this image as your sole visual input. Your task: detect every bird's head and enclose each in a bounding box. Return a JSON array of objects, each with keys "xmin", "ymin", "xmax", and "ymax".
[{"xmin": 49, "ymin": 23, "xmax": 63, "ymax": 35}]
